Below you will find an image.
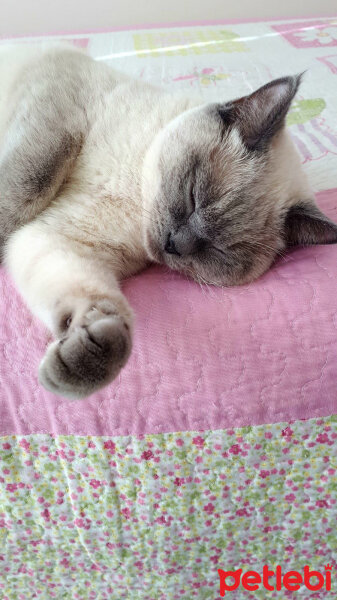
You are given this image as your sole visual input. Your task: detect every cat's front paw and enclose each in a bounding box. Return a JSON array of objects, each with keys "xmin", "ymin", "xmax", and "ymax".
[{"xmin": 39, "ymin": 302, "xmax": 132, "ymax": 398}]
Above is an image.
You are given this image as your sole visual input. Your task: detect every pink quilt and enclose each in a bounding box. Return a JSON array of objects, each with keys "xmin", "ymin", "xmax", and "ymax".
[{"xmin": 1, "ymin": 186, "xmax": 336, "ymax": 436}]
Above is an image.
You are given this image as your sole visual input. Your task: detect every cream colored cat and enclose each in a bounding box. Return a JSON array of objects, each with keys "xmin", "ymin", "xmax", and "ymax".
[{"xmin": 1, "ymin": 44, "xmax": 336, "ymax": 398}]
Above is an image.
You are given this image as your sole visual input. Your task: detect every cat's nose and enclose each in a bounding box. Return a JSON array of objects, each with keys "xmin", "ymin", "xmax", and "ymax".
[
  {"xmin": 165, "ymin": 232, "xmax": 181, "ymax": 256},
  {"xmin": 165, "ymin": 227, "xmax": 207, "ymax": 257}
]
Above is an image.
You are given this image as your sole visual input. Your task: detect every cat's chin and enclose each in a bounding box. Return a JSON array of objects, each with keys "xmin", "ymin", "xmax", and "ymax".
[
  {"xmin": 143, "ymin": 237, "xmax": 225, "ymax": 285},
  {"xmin": 159, "ymin": 255, "xmax": 223, "ymax": 287}
]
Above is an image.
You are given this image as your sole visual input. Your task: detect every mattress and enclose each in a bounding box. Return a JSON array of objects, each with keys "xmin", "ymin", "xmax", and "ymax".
[{"xmin": 0, "ymin": 16, "xmax": 337, "ymax": 599}]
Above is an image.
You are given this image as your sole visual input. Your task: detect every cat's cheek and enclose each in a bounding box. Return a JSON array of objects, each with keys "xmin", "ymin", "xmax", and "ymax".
[{"xmin": 143, "ymin": 230, "xmax": 162, "ymax": 263}]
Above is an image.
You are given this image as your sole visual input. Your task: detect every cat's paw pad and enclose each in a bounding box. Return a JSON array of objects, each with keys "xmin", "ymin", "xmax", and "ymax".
[{"xmin": 39, "ymin": 304, "xmax": 132, "ymax": 398}]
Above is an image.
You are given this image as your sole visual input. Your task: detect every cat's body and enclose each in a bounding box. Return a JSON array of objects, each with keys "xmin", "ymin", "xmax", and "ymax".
[
  {"xmin": 1, "ymin": 44, "xmax": 336, "ymax": 398},
  {"xmin": 0, "ymin": 44, "xmax": 193, "ymax": 276}
]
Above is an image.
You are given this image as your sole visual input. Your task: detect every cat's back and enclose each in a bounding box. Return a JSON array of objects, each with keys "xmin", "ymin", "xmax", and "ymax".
[
  {"xmin": 0, "ymin": 44, "xmax": 42, "ymax": 139},
  {"xmin": 0, "ymin": 44, "xmax": 120, "ymax": 137}
]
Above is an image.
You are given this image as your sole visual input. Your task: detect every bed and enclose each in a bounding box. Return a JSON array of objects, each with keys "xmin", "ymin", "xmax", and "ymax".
[{"xmin": 0, "ymin": 16, "xmax": 337, "ymax": 599}]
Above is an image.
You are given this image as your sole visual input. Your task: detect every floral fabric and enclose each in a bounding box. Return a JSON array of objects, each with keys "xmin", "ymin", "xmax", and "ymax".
[{"xmin": 1, "ymin": 416, "xmax": 336, "ymax": 599}]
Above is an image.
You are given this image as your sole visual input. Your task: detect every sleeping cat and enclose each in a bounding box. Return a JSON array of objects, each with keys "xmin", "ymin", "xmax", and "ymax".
[{"xmin": 0, "ymin": 44, "xmax": 336, "ymax": 399}]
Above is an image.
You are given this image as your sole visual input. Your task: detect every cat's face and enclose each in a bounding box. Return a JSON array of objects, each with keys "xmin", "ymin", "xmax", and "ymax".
[{"xmin": 142, "ymin": 76, "xmax": 337, "ymax": 286}]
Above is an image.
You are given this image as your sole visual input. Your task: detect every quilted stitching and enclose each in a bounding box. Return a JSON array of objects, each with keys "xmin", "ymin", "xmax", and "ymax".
[{"xmin": 0, "ymin": 190, "xmax": 336, "ymax": 435}]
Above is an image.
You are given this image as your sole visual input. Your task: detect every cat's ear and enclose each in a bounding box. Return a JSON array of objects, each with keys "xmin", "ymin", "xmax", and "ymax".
[
  {"xmin": 219, "ymin": 75, "xmax": 302, "ymax": 151},
  {"xmin": 284, "ymin": 202, "xmax": 337, "ymax": 246}
]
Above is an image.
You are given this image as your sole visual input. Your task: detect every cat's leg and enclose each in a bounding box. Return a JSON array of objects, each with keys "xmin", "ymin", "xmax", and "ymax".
[
  {"xmin": 5, "ymin": 221, "xmax": 133, "ymax": 399},
  {"xmin": 0, "ymin": 48, "xmax": 87, "ymax": 259},
  {"xmin": 0, "ymin": 116, "xmax": 84, "ymax": 260}
]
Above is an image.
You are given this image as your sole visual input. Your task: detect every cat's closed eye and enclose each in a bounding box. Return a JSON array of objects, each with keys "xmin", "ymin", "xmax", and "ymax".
[
  {"xmin": 210, "ymin": 245, "xmax": 227, "ymax": 258},
  {"xmin": 189, "ymin": 186, "xmax": 196, "ymax": 214}
]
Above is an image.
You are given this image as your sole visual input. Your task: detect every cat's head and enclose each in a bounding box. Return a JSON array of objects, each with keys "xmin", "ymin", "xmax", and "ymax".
[{"xmin": 142, "ymin": 75, "xmax": 337, "ymax": 286}]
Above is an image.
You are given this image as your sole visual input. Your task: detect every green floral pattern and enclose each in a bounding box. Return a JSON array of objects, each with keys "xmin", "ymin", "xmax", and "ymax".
[
  {"xmin": 287, "ymin": 98, "xmax": 326, "ymax": 126},
  {"xmin": 1, "ymin": 416, "xmax": 336, "ymax": 599},
  {"xmin": 132, "ymin": 29, "xmax": 247, "ymax": 57}
]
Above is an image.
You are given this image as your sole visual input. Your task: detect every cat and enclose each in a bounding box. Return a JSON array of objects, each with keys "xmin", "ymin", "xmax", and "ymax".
[{"xmin": 0, "ymin": 44, "xmax": 336, "ymax": 399}]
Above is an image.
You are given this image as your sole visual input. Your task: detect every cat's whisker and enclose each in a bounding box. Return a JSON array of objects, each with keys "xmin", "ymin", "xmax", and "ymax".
[
  {"xmin": 239, "ymin": 239, "xmax": 288, "ymax": 262},
  {"xmin": 183, "ymin": 265, "xmax": 220, "ymax": 293}
]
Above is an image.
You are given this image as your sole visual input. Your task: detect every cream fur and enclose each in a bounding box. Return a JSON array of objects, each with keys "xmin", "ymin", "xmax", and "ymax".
[{"xmin": 0, "ymin": 45, "xmax": 320, "ymax": 398}]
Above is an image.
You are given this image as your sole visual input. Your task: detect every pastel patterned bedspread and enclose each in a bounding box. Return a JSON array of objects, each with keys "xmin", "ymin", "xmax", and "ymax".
[{"xmin": 0, "ymin": 17, "xmax": 337, "ymax": 599}]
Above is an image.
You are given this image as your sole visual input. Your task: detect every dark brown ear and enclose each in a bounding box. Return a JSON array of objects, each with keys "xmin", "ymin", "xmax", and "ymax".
[
  {"xmin": 219, "ymin": 75, "xmax": 302, "ymax": 152},
  {"xmin": 285, "ymin": 203, "xmax": 337, "ymax": 246}
]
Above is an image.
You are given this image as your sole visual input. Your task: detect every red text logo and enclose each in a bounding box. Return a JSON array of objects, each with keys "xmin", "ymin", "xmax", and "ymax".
[{"xmin": 218, "ymin": 564, "xmax": 332, "ymax": 595}]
